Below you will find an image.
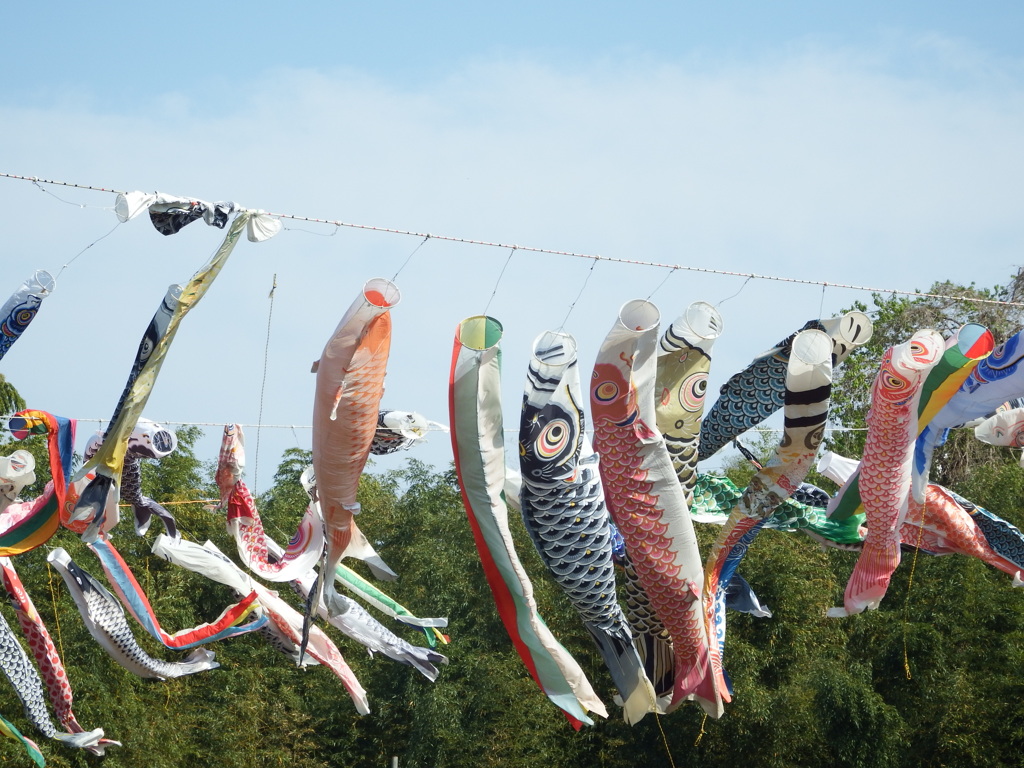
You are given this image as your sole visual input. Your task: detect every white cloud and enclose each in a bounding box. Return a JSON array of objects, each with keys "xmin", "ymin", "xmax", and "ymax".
[{"xmin": 1, "ymin": 37, "xmax": 1022, "ymax": 487}]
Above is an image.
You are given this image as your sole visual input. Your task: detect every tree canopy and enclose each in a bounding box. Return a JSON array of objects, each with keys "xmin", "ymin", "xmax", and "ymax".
[{"xmin": 0, "ymin": 276, "xmax": 1022, "ymax": 767}]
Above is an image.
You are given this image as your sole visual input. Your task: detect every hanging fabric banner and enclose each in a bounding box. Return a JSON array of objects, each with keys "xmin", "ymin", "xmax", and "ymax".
[
  {"xmin": 830, "ymin": 329, "xmax": 944, "ymax": 617},
  {"xmin": 519, "ymin": 329, "xmax": 655, "ymax": 724},
  {"xmin": 450, "ymin": 315, "xmax": 606, "ymax": 728},
  {"xmin": 590, "ymin": 299, "xmax": 721, "ymax": 717},
  {"xmin": 0, "ymin": 270, "xmax": 55, "ymax": 364},
  {"xmin": 71, "ymin": 211, "xmax": 250, "ymax": 541},
  {"xmin": 311, "ymin": 278, "xmax": 399, "ymax": 615}
]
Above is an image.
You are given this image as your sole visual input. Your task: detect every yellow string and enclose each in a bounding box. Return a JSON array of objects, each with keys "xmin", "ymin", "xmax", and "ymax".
[
  {"xmin": 46, "ymin": 562, "xmax": 66, "ymax": 663},
  {"xmin": 901, "ymin": 498, "xmax": 929, "ymax": 679},
  {"xmin": 693, "ymin": 713, "xmax": 708, "ymax": 747},
  {"xmin": 654, "ymin": 713, "xmax": 678, "ymax": 768}
]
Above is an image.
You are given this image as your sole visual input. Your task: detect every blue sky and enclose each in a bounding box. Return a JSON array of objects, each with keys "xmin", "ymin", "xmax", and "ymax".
[{"xmin": 2, "ymin": 3, "xmax": 1023, "ymax": 492}]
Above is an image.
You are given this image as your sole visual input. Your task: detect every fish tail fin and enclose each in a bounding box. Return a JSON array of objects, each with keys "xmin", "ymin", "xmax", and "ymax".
[
  {"xmin": 53, "ymin": 727, "xmax": 106, "ymax": 751},
  {"xmin": 403, "ymin": 648, "xmax": 449, "ymax": 682},
  {"xmin": 180, "ymin": 647, "xmax": 219, "ymax": 674},
  {"xmin": 839, "ymin": 538, "xmax": 899, "ymax": 615},
  {"xmin": 632, "ymin": 629, "xmax": 674, "ymax": 709},
  {"xmin": 585, "ymin": 621, "xmax": 657, "ymax": 725},
  {"xmin": 672, "ymin": 646, "xmax": 726, "ymax": 719},
  {"xmin": 299, "ymin": 571, "xmax": 322, "ymax": 664}
]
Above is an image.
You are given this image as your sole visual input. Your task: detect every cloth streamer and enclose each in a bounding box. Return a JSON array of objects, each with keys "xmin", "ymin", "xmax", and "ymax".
[
  {"xmin": 702, "ymin": 328, "xmax": 832, "ymax": 693},
  {"xmin": 71, "ymin": 211, "xmax": 251, "ymax": 542},
  {"xmin": 518, "ymin": 329, "xmax": 655, "ymax": 725},
  {"xmin": 449, "ymin": 315, "xmax": 606, "ymax": 728},
  {"xmin": 0, "ymin": 270, "xmax": 54, "ymax": 363},
  {"xmin": 590, "ymin": 299, "xmax": 720, "ymax": 717}
]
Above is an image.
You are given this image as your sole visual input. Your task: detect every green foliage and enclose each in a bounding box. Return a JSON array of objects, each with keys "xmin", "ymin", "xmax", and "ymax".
[{"xmin": 1, "ymin": 285, "xmax": 1024, "ymax": 766}]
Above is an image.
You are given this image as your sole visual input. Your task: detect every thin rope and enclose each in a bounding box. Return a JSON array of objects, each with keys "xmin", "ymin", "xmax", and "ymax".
[
  {"xmin": 716, "ymin": 275, "xmax": 754, "ymax": 308},
  {"xmin": 651, "ymin": 713, "xmax": 678, "ymax": 767},
  {"xmin": 901, "ymin": 498, "xmax": 930, "ymax": 680},
  {"xmin": 46, "ymin": 563, "xmax": 66, "ymax": 664},
  {"xmin": 254, "ymin": 274, "xmax": 278, "ymax": 489},
  {"xmin": 693, "ymin": 713, "xmax": 709, "ymax": 747},
  {"xmin": 31, "ymin": 178, "xmax": 115, "ymax": 211},
  {"xmin": 282, "ymin": 223, "xmax": 340, "ymax": 237},
  {"xmin": 819, "ymin": 282, "xmax": 828, "ymax": 318},
  {"xmin": 483, "ymin": 247, "xmax": 516, "ymax": 317},
  {"xmin": 3, "ymin": 171, "xmax": 1022, "ymax": 308},
  {"xmin": 54, "ymin": 221, "xmax": 124, "ymax": 280},
  {"xmin": 392, "ymin": 235, "xmax": 431, "ymax": 281},
  {"xmin": 646, "ymin": 266, "xmax": 678, "ymax": 301},
  {"xmin": 559, "ymin": 260, "xmax": 598, "ymax": 331}
]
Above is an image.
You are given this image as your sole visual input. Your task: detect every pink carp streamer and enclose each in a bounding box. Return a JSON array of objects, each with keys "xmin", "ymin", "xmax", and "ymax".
[
  {"xmin": 590, "ymin": 299, "xmax": 721, "ymax": 718},
  {"xmin": 0, "ymin": 558, "xmax": 120, "ymax": 755},
  {"xmin": 312, "ymin": 278, "xmax": 399, "ymax": 614},
  {"xmin": 820, "ymin": 450, "xmax": 1024, "ymax": 583},
  {"xmin": 831, "ymin": 329, "xmax": 944, "ymax": 617},
  {"xmin": 217, "ymin": 424, "xmax": 324, "ymax": 582}
]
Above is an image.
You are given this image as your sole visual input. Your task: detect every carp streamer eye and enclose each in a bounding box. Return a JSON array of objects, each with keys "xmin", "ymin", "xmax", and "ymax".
[
  {"xmin": 594, "ymin": 381, "xmax": 618, "ymax": 402},
  {"xmin": 536, "ymin": 419, "xmax": 570, "ymax": 459},
  {"xmin": 679, "ymin": 373, "xmax": 708, "ymax": 412}
]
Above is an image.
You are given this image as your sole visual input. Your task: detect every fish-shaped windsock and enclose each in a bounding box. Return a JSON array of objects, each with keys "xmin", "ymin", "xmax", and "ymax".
[
  {"xmin": 0, "ymin": 270, "xmax": 55, "ymax": 364},
  {"xmin": 371, "ymin": 410, "xmax": 447, "ymax": 455},
  {"xmin": 46, "ymin": 548, "xmax": 220, "ymax": 680},
  {"xmin": 519, "ymin": 330, "xmax": 655, "ymax": 725},
  {"xmin": 70, "ymin": 211, "xmax": 250, "ymax": 542},
  {"xmin": 975, "ymin": 407, "xmax": 1024, "ymax": 447},
  {"xmin": 150, "ymin": 536, "xmax": 370, "ymax": 714},
  {"xmin": 830, "ymin": 324, "xmax": 994, "ymax": 523},
  {"xmin": 119, "ymin": 419, "xmax": 180, "ymax": 538},
  {"xmin": 0, "ymin": 598, "xmax": 105, "ymax": 752},
  {"xmin": 590, "ymin": 299, "xmax": 721, "ymax": 718},
  {"xmin": 829, "ymin": 330, "xmax": 944, "ymax": 617},
  {"xmin": 86, "ymin": 538, "xmax": 266, "ymax": 648},
  {"xmin": 820, "ymin": 450, "xmax": 1024, "ymax": 578},
  {"xmin": 450, "ymin": 315, "xmax": 606, "ymax": 728},
  {"xmin": 699, "ymin": 312, "xmax": 872, "ymax": 462},
  {"xmin": 311, "ymin": 278, "xmax": 399, "ymax": 608},
  {"xmin": 655, "ymin": 301, "xmax": 723, "ymax": 501},
  {"xmin": 289, "ymin": 570, "xmax": 448, "ymax": 682},
  {"xmin": 217, "ymin": 425, "xmax": 324, "ymax": 582},
  {"xmin": 0, "ymin": 557, "xmax": 120, "ymax": 756},
  {"xmin": 0, "ymin": 450, "xmax": 35, "ymax": 512},
  {"xmin": 689, "ymin": 472, "xmax": 866, "ymax": 547},
  {"xmin": 703, "ymin": 329, "xmax": 833, "ymax": 692},
  {"xmin": 975, "ymin": 407, "xmax": 1024, "ymax": 467}
]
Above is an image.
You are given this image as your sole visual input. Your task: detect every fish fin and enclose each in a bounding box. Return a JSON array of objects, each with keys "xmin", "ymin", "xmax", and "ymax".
[
  {"xmin": 586, "ymin": 622, "xmax": 657, "ymax": 725},
  {"xmin": 310, "ymin": 359, "xmax": 320, "ymax": 373},
  {"xmin": 298, "ymin": 572, "xmax": 321, "ymax": 664},
  {"xmin": 54, "ymin": 728, "xmax": 106, "ymax": 750}
]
